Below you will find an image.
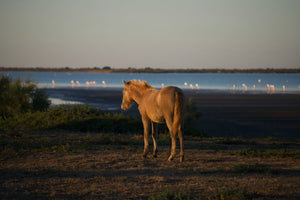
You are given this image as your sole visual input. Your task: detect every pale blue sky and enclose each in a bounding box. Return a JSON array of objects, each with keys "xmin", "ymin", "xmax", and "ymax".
[{"xmin": 0, "ymin": 0, "xmax": 299, "ymax": 69}]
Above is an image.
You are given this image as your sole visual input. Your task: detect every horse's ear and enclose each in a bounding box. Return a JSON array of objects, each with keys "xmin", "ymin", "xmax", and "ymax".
[{"xmin": 122, "ymin": 80, "xmax": 128, "ymax": 86}]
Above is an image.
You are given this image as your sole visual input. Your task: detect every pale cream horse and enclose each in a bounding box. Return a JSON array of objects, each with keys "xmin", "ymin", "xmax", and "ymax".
[{"xmin": 121, "ymin": 80, "xmax": 185, "ymax": 162}]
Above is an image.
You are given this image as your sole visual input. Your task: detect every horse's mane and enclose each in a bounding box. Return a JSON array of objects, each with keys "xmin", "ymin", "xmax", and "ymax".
[{"xmin": 128, "ymin": 80, "xmax": 153, "ymax": 89}]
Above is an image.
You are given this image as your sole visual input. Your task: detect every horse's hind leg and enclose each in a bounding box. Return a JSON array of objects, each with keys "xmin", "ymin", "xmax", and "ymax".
[
  {"xmin": 151, "ymin": 122, "xmax": 158, "ymax": 158},
  {"xmin": 165, "ymin": 116, "xmax": 176, "ymax": 161},
  {"xmin": 178, "ymin": 124, "xmax": 184, "ymax": 162}
]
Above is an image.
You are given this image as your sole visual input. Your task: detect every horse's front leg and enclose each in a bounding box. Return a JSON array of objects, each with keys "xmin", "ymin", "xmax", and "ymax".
[
  {"xmin": 151, "ymin": 122, "xmax": 158, "ymax": 158},
  {"xmin": 142, "ymin": 116, "xmax": 150, "ymax": 159}
]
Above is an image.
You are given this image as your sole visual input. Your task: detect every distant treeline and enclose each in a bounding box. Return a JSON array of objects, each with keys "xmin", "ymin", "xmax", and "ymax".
[{"xmin": 1, "ymin": 66, "xmax": 300, "ymax": 73}]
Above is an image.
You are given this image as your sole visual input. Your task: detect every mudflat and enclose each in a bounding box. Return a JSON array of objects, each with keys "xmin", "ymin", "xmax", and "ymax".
[{"xmin": 46, "ymin": 88, "xmax": 300, "ymax": 138}]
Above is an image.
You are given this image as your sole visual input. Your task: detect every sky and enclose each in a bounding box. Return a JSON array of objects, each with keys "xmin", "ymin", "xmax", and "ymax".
[{"xmin": 0, "ymin": 0, "xmax": 300, "ymax": 69}]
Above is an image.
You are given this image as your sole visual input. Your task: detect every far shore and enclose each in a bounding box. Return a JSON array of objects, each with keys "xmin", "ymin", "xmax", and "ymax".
[{"xmin": 1, "ymin": 67, "xmax": 300, "ymax": 73}]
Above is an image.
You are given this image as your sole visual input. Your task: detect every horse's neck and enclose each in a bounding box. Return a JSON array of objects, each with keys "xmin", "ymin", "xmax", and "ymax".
[{"xmin": 131, "ymin": 87, "xmax": 150, "ymax": 104}]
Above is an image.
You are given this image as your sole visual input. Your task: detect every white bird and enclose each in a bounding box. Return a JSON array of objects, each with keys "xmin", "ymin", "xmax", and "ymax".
[
  {"xmin": 242, "ymin": 83, "xmax": 247, "ymax": 91},
  {"xmin": 270, "ymin": 85, "xmax": 275, "ymax": 93}
]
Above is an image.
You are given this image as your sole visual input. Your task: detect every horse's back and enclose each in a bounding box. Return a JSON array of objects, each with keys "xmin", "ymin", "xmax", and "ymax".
[
  {"xmin": 158, "ymin": 86, "xmax": 184, "ymax": 112},
  {"xmin": 159, "ymin": 86, "xmax": 183, "ymax": 101}
]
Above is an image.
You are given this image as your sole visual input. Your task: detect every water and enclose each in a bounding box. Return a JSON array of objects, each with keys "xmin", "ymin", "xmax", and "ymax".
[{"xmin": 1, "ymin": 71, "xmax": 300, "ymax": 93}]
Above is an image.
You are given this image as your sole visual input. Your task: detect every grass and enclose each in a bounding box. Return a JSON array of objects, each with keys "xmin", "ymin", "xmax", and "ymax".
[
  {"xmin": 1, "ymin": 132, "xmax": 300, "ymax": 199},
  {"xmin": 0, "ymin": 97, "xmax": 299, "ymax": 199},
  {"xmin": 231, "ymin": 148, "xmax": 300, "ymax": 159},
  {"xmin": 212, "ymin": 187, "xmax": 255, "ymax": 200},
  {"xmin": 230, "ymin": 163, "xmax": 272, "ymax": 174},
  {"xmin": 149, "ymin": 190, "xmax": 190, "ymax": 200},
  {"xmin": 0, "ymin": 131, "xmax": 144, "ymax": 160}
]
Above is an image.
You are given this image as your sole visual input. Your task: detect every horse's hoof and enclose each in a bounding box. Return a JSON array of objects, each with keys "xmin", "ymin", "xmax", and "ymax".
[
  {"xmin": 180, "ymin": 156, "xmax": 184, "ymax": 163},
  {"xmin": 143, "ymin": 154, "xmax": 147, "ymax": 159},
  {"xmin": 153, "ymin": 154, "xmax": 157, "ymax": 158},
  {"xmin": 168, "ymin": 156, "xmax": 174, "ymax": 161}
]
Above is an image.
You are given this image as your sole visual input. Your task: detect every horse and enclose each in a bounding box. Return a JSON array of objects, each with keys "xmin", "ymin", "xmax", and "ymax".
[{"xmin": 121, "ymin": 80, "xmax": 185, "ymax": 162}]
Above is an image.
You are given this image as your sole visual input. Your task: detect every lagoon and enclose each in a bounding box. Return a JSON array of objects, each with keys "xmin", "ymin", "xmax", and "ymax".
[{"xmin": 1, "ymin": 71, "xmax": 300, "ymax": 94}]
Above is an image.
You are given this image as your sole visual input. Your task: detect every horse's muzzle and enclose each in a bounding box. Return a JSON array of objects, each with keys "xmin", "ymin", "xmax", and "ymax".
[{"xmin": 121, "ymin": 105, "xmax": 127, "ymax": 111}]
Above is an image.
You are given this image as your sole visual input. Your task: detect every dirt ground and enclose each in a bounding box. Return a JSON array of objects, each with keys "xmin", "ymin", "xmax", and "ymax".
[{"xmin": 1, "ymin": 133, "xmax": 300, "ymax": 200}]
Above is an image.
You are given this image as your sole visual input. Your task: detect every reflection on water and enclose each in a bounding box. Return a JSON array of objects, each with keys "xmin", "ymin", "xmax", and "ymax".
[
  {"xmin": 49, "ymin": 96, "xmax": 120, "ymax": 110},
  {"xmin": 49, "ymin": 98, "xmax": 83, "ymax": 106}
]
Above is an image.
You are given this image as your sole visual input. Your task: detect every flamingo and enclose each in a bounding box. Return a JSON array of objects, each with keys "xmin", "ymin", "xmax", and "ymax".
[{"xmin": 242, "ymin": 83, "xmax": 247, "ymax": 91}]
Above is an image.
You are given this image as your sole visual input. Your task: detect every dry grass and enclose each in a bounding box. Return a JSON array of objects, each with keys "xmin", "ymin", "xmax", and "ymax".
[{"xmin": 1, "ymin": 133, "xmax": 300, "ymax": 200}]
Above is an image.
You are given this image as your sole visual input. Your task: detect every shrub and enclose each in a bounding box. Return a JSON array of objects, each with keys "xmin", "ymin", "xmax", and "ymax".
[
  {"xmin": 0, "ymin": 105, "xmax": 142, "ymax": 134},
  {"xmin": 0, "ymin": 75, "xmax": 50, "ymax": 119}
]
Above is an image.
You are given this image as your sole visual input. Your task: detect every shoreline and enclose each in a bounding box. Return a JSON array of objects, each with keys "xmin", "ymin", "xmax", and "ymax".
[
  {"xmin": 44, "ymin": 87, "xmax": 300, "ymax": 138},
  {"xmin": 2, "ymin": 67, "xmax": 300, "ymax": 73}
]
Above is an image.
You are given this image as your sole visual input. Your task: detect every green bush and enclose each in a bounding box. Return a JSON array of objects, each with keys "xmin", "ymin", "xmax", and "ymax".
[
  {"xmin": 0, "ymin": 75, "xmax": 50, "ymax": 119},
  {"xmin": 0, "ymin": 104, "xmax": 142, "ymax": 134}
]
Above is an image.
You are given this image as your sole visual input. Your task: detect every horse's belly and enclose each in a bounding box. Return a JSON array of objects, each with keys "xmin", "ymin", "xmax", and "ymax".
[
  {"xmin": 151, "ymin": 116, "xmax": 165, "ymax": 123},
  {"xmin": 148, "ymin": 110, "xmax": 165, "ymax": 123}
]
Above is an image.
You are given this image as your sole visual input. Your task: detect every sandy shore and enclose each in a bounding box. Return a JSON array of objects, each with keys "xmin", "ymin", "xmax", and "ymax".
[{"xmin": 45, "ymin": 88, "xmax": 300, "ymax": 138}]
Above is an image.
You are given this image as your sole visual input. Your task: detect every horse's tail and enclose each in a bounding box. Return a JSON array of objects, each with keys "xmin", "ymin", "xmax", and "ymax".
[{"xmin": 173, "ymin": 89, "xmax": 184, "ymax": 134}]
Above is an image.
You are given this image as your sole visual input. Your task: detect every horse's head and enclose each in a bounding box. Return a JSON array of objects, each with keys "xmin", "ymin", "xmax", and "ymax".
[{"xmin": 121, "ymin": 80, "xmax": 134, "ymax": 111}]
